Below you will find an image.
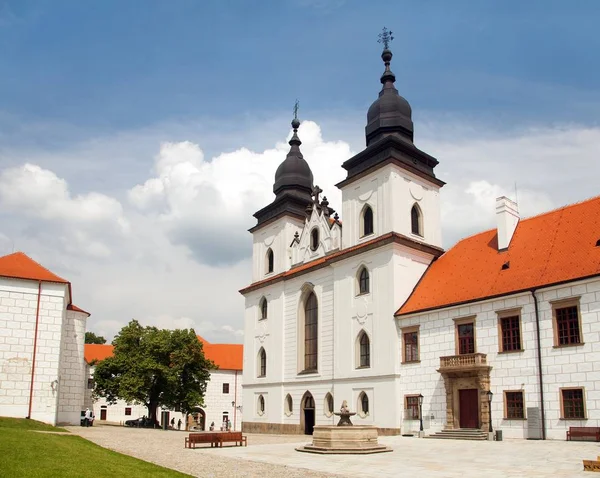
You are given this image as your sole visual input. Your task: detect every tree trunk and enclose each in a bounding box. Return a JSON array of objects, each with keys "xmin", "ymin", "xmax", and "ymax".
[{"xmin": 148, "ymin": 401, "xmax": 159, "ymax": 427}]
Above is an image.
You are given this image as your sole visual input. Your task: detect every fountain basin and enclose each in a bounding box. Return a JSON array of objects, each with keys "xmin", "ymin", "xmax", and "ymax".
[{"xmin": 296, "ymin": 425, "xmax": 392, "ymax": 455}]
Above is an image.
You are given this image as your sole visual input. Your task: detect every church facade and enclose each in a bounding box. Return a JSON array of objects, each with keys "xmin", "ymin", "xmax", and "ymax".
[{"xmin": 240, "ymin": 39, "xmax": 600, "ymax": 439}]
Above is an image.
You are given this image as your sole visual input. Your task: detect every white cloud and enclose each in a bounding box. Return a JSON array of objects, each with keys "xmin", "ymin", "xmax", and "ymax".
[{"xmin": 0, "ymin": 117, "xmax": 599, "ymax": 343}]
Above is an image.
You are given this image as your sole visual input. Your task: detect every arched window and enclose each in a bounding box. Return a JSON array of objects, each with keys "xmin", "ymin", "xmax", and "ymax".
[
  {"xmin": 285, "ymin": 394, "xmax": 293, "ymax": 416},
  {"xmin": 358, "ymin": 267, "xmax": 370, "ymax": 295},
  {"xmin": 258, "ymin": 395, "xmax": 265, "ymax": 415},
  {"xmin": 310, "ymin": 228, "xmax": 319, "ymax": 251},
  {"xmin": 358, "ymin": 392, "xmax": 369, "ymax": 417},
  {"xmin": 363, "ymin": 206, "xmax": 374, "ymax": 236},
  {"xmin": 324, "ymin": 392, "xmax": 334, "ymax": 417},
  {"xmin": 304, "ymin": 292, "xmax": 318, "ymax": 371},
  {"xmin": 260, "ymin": 297, "xmax": 268, "ymax": 320},
  {"xmin": 258, "ymin": 348, "xmax": 266, "ymax": 377},
  {"xmin": 358, "ymin": 331, "xmax": 370, "ymax": 368},
  {"xmin": 266, "ymin": 248, "xmax": 274, "ymax": 274},
  {"xmin": 411, "ymin": 204, "xmax": 423, "ymax": 236}
]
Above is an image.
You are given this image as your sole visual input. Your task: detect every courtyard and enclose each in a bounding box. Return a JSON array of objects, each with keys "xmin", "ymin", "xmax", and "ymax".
[{"xmin": 69, "ymin": 425, "xmax": 599, "ymax": 477}]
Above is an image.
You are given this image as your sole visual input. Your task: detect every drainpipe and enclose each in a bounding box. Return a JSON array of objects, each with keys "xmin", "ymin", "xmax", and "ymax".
[
  {"xmin": 27, "ymin": 281, "xmax": 42, "ymax": 419},
  {"xmin": 233, "ymin": 370, "xmax": 238, "ymax": 431},
  {"xmin": 531, "ymin": 289, "xmax": 546, "ymax": 440}
]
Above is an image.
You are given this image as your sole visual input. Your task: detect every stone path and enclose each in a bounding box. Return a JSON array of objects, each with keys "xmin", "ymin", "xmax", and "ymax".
[{"xmin": 68, "ymin": 425, "xmax": 599, "ymax": 477}]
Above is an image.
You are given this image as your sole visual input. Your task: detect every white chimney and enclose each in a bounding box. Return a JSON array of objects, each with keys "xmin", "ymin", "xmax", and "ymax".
[{"xmin": 496, "ymin": 196, "xmax": 519, "ymax": 251}]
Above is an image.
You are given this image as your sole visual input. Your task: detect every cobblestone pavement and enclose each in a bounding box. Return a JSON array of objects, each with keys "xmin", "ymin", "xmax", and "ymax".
[{"xmin": 68, "ymin": 425, "xmax": 599, "ymax": 477}]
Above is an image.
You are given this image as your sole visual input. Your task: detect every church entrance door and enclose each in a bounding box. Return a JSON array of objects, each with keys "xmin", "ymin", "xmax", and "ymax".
[
  {"xmin": 301, "ymin": 391, "xmax": 315, "ymax": 435},
  {"xmin": 459, "ymin": 389, "xmax": 479, "ymax": 429}
]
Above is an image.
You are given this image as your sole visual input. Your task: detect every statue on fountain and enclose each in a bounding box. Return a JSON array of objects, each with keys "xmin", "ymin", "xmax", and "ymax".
[{"xmin": 334, "ymin": 400, "xmax": 356, "ymax": 426}]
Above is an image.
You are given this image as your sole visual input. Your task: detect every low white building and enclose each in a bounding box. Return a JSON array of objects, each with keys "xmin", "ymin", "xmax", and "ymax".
[
  {"xmin": 239, "ymin": 39, "xmax": 600, "ymax": 440},
  {"xmin": 85, "ymin": 336, "xmax": 243, "ymax": 430},
  {"xmin": 0, "ymin": 252, "xmax": 89, "ymax": 425}
]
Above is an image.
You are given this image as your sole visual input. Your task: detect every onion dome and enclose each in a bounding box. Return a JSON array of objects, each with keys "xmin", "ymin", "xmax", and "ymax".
[
  {"xmin": 365, "ymin": 46, "xmax": 414, "ymax": 146},
  {"xmin": 273, "ymin": 117, "xmax": 314, "ymax": 199}
]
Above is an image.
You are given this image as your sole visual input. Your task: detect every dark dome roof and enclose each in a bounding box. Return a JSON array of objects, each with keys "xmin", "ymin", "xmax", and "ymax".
[
  {"xmin": 365, "ymin": 48, "xmax": 414, "ymax": 146},
  {"xmin": 273, "ymin": 120, "xmax": 314, "ymax": 198}
]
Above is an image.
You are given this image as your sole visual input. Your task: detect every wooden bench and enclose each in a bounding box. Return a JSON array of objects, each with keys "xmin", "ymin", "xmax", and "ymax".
[
  {"xmin": 213, "ymin": 431, "xmax": 247, "ymax": 448},
  {"xmin": 185, "ymin": 432, "xmax": 219, "ymax": 449},
  {"xmin": 567, "ymin": 427, "xmax": 600, "ymax": 442}
]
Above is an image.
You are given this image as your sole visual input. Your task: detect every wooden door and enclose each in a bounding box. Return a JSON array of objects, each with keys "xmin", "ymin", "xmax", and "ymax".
[
  {"xmin": 459, "ymin": 389, "xmax": 479, "ymax": 429},
  {"xmin": 304, "ymin": 409, "xmax": 315, "ymax": 435},
  {"xmin": 100, "ymin": 409, "xmax": 107, "ymax": 420}
]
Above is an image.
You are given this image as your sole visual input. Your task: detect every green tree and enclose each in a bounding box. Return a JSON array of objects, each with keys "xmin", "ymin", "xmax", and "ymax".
[
  {"xmin": 93, "ymin": 320, "xmax": 215, "ymax": 424},
  {"xmin": 85, "ymin": 332, "xmax": 107, "ymax": 344}
]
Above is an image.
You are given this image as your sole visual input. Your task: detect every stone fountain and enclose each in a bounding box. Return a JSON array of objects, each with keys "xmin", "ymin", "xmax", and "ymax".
[{"xmin": 296, "ymin": 400, "xmax": 392, "ymax": 454}]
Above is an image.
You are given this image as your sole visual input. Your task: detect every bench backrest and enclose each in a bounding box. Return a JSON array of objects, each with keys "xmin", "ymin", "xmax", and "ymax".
[{"xmin": 570, "ymin": 427, "xmax": 600, "ymax": 433}]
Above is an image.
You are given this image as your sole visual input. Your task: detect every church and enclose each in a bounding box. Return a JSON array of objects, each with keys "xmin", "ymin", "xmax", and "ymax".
[{"xmin": 240, "ymin": 34, "xmax": 600, "ymax": 439}]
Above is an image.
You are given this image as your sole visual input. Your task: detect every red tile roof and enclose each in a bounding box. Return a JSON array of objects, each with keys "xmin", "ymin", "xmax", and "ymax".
[
  {"xmin": 68, "ymin": 304, "xmax": 91, "ymax": 316},
  {"xmin": 84, "ymin": 337, "xmax": 243, "ymax": 370},
  {"xmin": 84, "ymin": 344, "xmax": 114, "ymax": 363},
  {"xmin": 0, "ymin": 252, "xmax": 69, "ymax": 283},
  {"xmin": 397, "ymin": 196, "xmax": 600, "ymax": 316}
]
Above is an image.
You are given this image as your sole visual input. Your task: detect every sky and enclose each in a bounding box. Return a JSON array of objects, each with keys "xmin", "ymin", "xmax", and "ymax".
[{"xmin": 0, "ymin": 0, "xmax": 599, "ymax": 343}]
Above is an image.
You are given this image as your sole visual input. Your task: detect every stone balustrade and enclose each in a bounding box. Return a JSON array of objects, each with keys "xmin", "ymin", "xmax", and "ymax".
[{"xmin": 439, "ymin": 353, "xmax": 488, "ymax": 371}]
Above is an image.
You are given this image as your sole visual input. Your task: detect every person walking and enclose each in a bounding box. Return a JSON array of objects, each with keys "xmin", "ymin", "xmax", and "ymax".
[
  {"xmin": 170, "ymin": 417, "xmax": 175, "ymax": 429},
  {"xmin": 177, "ymin": 418, "xmax": 182, "ymax": 430},
  {"xmin": 84, "ymin": 408, "xmax": 92, "ymax": 427}
]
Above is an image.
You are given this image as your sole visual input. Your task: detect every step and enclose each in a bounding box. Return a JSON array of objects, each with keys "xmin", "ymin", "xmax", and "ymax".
[{"xmin": 426, "ymin": 429, "xmax": 489, "ymax": 441}]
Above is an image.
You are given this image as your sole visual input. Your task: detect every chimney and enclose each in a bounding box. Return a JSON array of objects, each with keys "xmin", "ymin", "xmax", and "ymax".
[{"xmin": 496, "ymin": 196, "xmax": 519, "ymax": 251}]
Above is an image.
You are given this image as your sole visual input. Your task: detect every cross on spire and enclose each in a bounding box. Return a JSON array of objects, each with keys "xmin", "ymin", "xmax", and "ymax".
[
  {"xmin": 293, "ymin": 99, "xmax": 299, "ymax": 121},
  {"xmin": 312, "ymin": 185, "xmax": 323, "ymax": 204},
  {"xmin": 377, "ymin": 27, "xmax": 394, "ymax": 49}
]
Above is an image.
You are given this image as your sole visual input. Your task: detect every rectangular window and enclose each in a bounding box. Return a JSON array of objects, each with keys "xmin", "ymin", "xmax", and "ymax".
[
  {"xmin": 223, "ymin": 383, "xmax": 230, "ymax": 394},
  {"xmin": 561, "ymin": 388, "xmax": 586, "ymax": 419},
  {"xmin": 405, "ymin": 395, "xmax": 420, "ymax": 419},
  {"xmin": 125, "ymin": 407, "xmax": 132, "ymax": 416},
  {"xmin": 504, "ymin": 391, "xmax": 524, "ymax": 419},
  {"xmin": 457, "ymin": 322, "xmax": 475, "ymax": 355},
  {"xmin": 555, "ymin": 305, "xmax": 581, "ymax": 346},
  {"xmin": 87, "ymin": 378, "xmax": 94, "ymax": 390},
  {"xmin": 500, "ymin": 315, "xmax": 522, "ymax": 352},
  {"xmin": 401, "ymin": 326, "xmax": 420, "ymax": 363}
]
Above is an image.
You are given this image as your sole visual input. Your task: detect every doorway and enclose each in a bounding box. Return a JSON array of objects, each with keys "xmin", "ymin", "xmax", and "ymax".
[
  {"xmin": 301, "ymin": 391, "xmax": 315, "ymax": 435},
  {"xmin": 459, "ymin": 389, "xmax": 479, "ymax": 428},
  {"xmin": 100, "ymin": 408, "xmax": 107, "ymax": 420}
]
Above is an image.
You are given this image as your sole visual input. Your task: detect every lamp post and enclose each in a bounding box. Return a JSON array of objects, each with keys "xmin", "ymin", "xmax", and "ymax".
[
  {"xmin": 418, "ymin": 393, "xmax": 424, "ymax": 433},
  {"xmin": 487, "ymin": 390, "xmax": 494, "ymax": 434}
]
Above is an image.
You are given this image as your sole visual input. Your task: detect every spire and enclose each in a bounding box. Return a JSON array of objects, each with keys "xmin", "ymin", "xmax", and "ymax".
[
  {"xmin": 365, "ymin": 27, "xmax": 414, "ymax": 146},
  {"xmin": 288, "ymin": 99, "xmax": 302, "ymax": 152}
]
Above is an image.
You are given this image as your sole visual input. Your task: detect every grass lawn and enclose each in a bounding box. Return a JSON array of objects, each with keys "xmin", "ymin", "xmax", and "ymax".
[{"xmin": 0, "ymin": 418, "xmax": 191, "ymax": 477}]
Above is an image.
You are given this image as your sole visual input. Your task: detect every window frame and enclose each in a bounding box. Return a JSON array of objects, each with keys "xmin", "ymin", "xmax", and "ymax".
[
  {"xmin": 357, "ymin": 267, "xmax": 370, "ymax": 295},
  {"xmin": 401, "ymin": 325, "xmax": 420, "ymax": 364},
  {"xmin": 257, "ymin": 394, "xmax": 265, "ymax": 416},
  {"xmin": 358, "ymin": 391, "xmax": 369, "ymax": 418},
  {"xmin": 356, "ymin": 330, "xmax": 371, "ymax": 369},
  {"xmin": 258, "ymin": 348, "xmax": 266, "ymax": 378},
  {"xmin": 284, "ymin": 394, "xmax": 293, "ymax": 417},
  {"xmin": 552, "ymin": 298, "xmax": 584, "ymax": 348},
  {"xmin": 560, "ymin": 387, "xmax": 586, "ymax": 420},
  {"xmin": 124, "ymin": 407, "xmax": 132, "ymax": 416},
  {"xmin": 405, "ymin": 395, "xmax": 421, "ymax": 420},
  {"xmin": 303, "ymin": 292, "xmax": 318, "ymax": 372},
  {"xmin": 310, "ymin": 228, "xmax": 319, "ymax": 251},
  {"xmin": 454, "ymin": 316, "xmax": 477, "ymax": 355},
  {"xmin": 222, "ymin": 383, "xmax": 230, "ymax": 394},
  {"xmin": 410, "ymin": 203, "xmax": 423, "ymax": 237},
  {"xmin": 496, "ymin": 308, "xmax": 524, "ymax": 353},
  {"xmin": 324, "ymin": 393, "xmax": 334, "ymax": 417},
  {"xmin": 503, "ymin": 390, "xmax": 526, "ymax": 420},
  {"xmin": 259, "ymin": 297, "xmax": 268, "ymax": 321},
  {"xmin": 362, "ymin": 205, "xmax": 374, "ymax": 237},
  {"xmin": 266, "ymin": 248, "xmax": 274, "ymax": 274}
]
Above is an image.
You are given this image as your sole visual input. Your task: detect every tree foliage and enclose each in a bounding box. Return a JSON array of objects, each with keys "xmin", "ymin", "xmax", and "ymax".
[
  {"xmin": 93, "ymin": 320, "xmax": 215, "ymax": 423},
  {"xmin": 85, "ymin": 332, "xmax": 107, "ymax": 344}
]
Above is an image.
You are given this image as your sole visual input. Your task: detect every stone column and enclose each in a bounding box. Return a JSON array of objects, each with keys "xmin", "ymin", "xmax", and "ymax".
[
  {"xmin": 443, "ymin": 376, "xmax": 454, "ymax": 430},
  {"xmin": 477, "ymin": 373, "xmax": 491, "ymax": 432}
]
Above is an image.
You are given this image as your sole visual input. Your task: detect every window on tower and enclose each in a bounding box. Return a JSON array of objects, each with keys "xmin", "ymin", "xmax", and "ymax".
[
  {"xmin": 266, "ymin": 248, "xmax": 274, "ymax": 274},
  {"xmin": 358, "ymin": 267, "xmax": 370, "ymax": 295},
  {"xmin": 310, "ymin": 228, "xmax": 319, "ymax": 251},
  {"xmin": 411, "ymin": 204, "xmax": 423, "ymax": 236},
  {"xmin": 304, "ymin": 292, "xmax": 318, "ymax": 372},
  {"xmin": 362, "ymin": 206, "xmax": 374, "ymax": 237}
]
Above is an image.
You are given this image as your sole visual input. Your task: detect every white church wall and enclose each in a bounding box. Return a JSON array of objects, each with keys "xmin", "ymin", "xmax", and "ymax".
[
  {"xmin": 57, "ymin": 309, "xmax": 87, "ymax": 425},
  {"xmin": 0, "ymin": 278, "xmax": 68, "ymax": 425},
  {"xmin": 397, "ymin": 276, "xmax": 600, "ymax": 440}
]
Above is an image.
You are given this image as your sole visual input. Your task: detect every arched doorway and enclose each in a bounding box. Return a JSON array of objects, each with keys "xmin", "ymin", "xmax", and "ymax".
[
  {"xmin": 301, "ymin": 391, "xmax": 315, "ymax": 435},
  {"xmin": 188, "ymin": 408, "xmax": 206, "ymax": 431}
]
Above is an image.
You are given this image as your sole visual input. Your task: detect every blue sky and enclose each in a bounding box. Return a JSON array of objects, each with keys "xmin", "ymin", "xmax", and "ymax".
[
  {"xmin": 1, "ymin": 0, "xmax": 599, "ymax": 140},
  {"xmin": 1, "ymin": 0, "xmax": 599, "ymax": 341}
]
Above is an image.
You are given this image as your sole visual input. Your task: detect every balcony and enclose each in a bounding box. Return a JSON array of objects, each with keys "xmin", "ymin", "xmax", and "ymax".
[{"xmin": 437, "ymin": 353, "xmax": 491, "ymax": 376}]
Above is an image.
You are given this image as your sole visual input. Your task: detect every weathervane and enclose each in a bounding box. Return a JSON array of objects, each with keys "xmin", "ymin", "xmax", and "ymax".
[
  {"xmin": 377, "ymin": 27, "xmax": 394, "ymax": 49},
  {"xmin": 293, "ymin": 99, "xmax": 299, "ymax": 121}
]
